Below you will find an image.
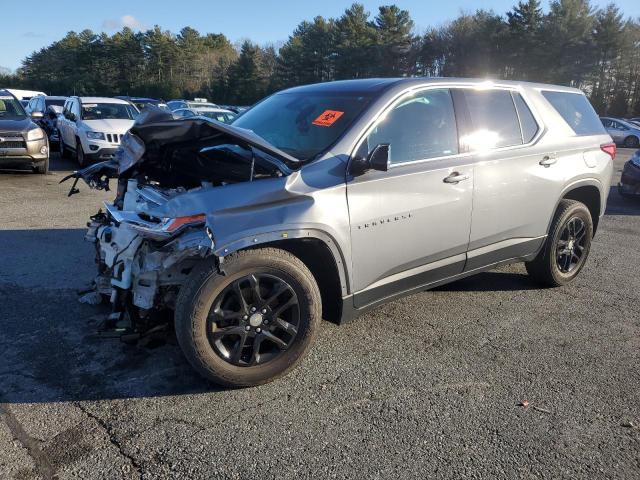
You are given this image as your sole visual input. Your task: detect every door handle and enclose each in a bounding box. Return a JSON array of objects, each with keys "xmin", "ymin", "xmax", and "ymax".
[
  {"xmin": 539, "ymin": 155, "xmax": 557, "ymax": 167},
  {"xmin": 443, "ymin": 172, "xmax": 470, "ymax": 184}
]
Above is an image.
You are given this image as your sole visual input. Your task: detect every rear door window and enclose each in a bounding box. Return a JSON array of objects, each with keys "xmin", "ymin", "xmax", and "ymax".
[
  {"xmin": 460, "ymin": 89, "xmax": 523, "ymax": 149},
  {"xmin": 541, "ymin": 91, "xmax": 605, "ymax": 136}
]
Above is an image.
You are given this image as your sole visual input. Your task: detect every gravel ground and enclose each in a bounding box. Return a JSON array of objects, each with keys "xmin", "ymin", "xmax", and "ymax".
[{"xmin": 0, "ymin": 150, "xmax": 639, "ymax": 479}]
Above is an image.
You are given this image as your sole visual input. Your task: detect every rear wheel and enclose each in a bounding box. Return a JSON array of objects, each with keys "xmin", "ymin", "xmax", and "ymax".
[
  {"xmin": 526, "ymin": 199, "xmax": 593, "ymax": 287},
  {"xmin": 175, "ymin": 248, "xmax": 321, "ymax": 387},
  {"xmin": 624, "ymin": 135, "xmax": 639, "ymax": 148}
]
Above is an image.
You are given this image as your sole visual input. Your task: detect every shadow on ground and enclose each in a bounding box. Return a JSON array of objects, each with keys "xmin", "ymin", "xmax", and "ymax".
[
  {"xmin": 0, "ymin": 228, "xmax": 215, "ymax": 404},
  {"xmin": 605, "ymin": 187, "xmax": 640, "ymax": 216},
  {"xmin": 1, "ymin": 170, "xmax": 637, "ymax": 405}
]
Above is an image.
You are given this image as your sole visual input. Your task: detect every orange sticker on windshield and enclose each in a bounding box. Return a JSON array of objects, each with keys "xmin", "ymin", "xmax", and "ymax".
[{"xmin": 313, "ymin": 110, "xmax": 344, "ymax": 127}]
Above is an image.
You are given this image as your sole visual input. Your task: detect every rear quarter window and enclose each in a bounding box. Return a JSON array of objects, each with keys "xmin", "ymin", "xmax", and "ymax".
[
  {"xmin": 512, "ymin": 93, "xmax": 539, "ymax": 143},
  {"xmin": 541, "ymin": 91, "xmax": 605, "ymax": 136}
]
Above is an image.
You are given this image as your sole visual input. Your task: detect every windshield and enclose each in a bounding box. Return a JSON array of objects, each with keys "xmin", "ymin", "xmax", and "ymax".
[
  {"xmin": 81, "ymin": 103, "xmax": 138, "ymax": 120},
  {"xmin": 232, "ymin": 91, "xmax": 373, "ymax": 160},
  {"xmin": 0, "ymin": 96, "xmax": 27, "ymax": 119}
]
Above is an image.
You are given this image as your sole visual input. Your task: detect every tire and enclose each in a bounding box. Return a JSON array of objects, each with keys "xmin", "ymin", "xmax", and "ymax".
[
  {"xmin": 525, "ymin": 199, "xmax": 593, "ymax": 287},
  {"xmin": 624, "ymin": 135, "xmax": 640, "ymax": 148},
  {"xmin": 175, "ymin": 248, "xmax": 321, "ymax": 387},
  {"xmin": 59, "ymin": 137, "xmax": 69, "ymax": 159},
  {"xmin": 34, "ymin": 156, "xmax": 49, "ymax": 174},
  {"xmin": 75, "ymin": 137, "xmax": 85, "ymax": 167}
]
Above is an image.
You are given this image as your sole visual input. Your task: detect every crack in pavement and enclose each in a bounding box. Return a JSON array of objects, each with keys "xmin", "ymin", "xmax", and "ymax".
[
  {"xmin": 73, "ymin": 402, "xmax": 143, "ymax": 479},
  {"xmin": 0, "ymin": 401, "xmax": 57, "ymax": 479},
  {"xmin": 131, "ymin": 394, "xmax": 287, "ymax": 440}
]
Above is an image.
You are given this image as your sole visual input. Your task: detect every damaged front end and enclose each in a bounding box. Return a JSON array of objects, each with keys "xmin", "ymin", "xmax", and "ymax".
[{"xmin": 65, "ymin": 107, "xmax": 298, "ymax": 339}]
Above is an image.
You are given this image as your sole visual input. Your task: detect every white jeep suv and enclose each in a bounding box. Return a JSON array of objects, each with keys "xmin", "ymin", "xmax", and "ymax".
[{"xmin": 58, "ymin": 97, "xmax": 139, "ymax": 165}]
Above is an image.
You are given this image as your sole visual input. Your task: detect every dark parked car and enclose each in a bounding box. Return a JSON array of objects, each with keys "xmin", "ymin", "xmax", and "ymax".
[
  {"xmin": 219, "ymin": 105, "xmax": 249, "ymax": 114},
  {"xmin": 25, "ymin": 95, "xmax": 67, "ymax": 146},
  {"xmin": 115, "ymin": 96, "xmax": 169, "ymax": 112},
  {"xmin": 619, "ymin": 149, "xmax": 640, "ymax": 198},
  {"xmin": 0, "ymin": 90, "xmax": 50, "ymax": 173}
]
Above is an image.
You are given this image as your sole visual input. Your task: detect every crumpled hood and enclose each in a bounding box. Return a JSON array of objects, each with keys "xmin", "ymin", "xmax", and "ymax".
[{"xmin": 130, "ymin": 107, "xmax": 301, "ymax": 167}]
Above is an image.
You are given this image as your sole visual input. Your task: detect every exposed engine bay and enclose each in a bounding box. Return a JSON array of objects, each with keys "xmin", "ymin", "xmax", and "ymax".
[{"xmin": 64, "ymin": 108, "xmax": 300, "ymax": 339}]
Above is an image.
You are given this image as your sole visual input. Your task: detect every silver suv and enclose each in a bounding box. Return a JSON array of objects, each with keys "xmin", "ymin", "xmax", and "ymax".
[{"xmin": 67, "ymin": 78, "xmax": 615, "ymax": 387}]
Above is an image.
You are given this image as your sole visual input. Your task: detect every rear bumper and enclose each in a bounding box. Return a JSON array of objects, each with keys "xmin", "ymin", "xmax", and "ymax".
[{"xmin": 619, "ymin": 160, "xmax": 640, "ymax": 196}]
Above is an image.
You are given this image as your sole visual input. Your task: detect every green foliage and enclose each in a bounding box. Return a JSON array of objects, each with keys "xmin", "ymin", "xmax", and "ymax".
[{"xmin": 3, "ymin": 2, "xmax": 640, "ymax": 114}]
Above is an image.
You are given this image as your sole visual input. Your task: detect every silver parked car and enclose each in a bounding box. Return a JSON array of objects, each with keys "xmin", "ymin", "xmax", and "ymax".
[
  {"xmin": 600, "ymin": 117, "xmax": 640, "ymax": 148},
  {"xmin": 65, "ymin": 78, "xmax": 614, "ymax": 387}
]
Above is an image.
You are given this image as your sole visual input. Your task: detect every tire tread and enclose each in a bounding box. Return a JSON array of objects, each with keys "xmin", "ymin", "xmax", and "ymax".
[{"xmin": 175, "ymin": 248, "xmax": 321, "ymax": 387}]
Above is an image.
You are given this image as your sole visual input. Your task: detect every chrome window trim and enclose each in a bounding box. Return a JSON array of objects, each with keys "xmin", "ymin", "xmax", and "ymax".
[{"xmin": 348, "ymin": 82, "xmax": 546, "ymax": 170}]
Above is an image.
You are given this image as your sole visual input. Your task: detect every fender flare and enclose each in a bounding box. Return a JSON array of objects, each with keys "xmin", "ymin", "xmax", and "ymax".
[
  {"xmin": 546, "ymin": 177, "xmax": 604, "ymax": 233},
  {"xmin": 213, "ymin": 228, "xmax": 350, "ymax": 296}
]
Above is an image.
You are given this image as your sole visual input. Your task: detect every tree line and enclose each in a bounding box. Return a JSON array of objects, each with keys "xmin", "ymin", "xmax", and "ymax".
[{"xmin": 2, "ymin": 0, "xmax": 639, "ymax": 115}]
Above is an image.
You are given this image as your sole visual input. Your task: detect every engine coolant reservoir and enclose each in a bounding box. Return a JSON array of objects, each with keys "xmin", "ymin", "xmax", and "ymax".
[{"xmin": 123, "ymin": 179, "xmax": 139, "ymax": 211}]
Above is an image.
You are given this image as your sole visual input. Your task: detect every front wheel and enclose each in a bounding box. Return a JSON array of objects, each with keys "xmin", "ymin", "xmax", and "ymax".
[
  {"xmin": 59, "ymin": 137, "xmax": 69, "ymax": 159},
  {"xmin": 526, "ymin": 199, "xmax": 593, "ymax": 287},
  {"xmin": 34, "ymin": 156, "xmax": 49, "ymax": 174},
  {"xmin": 75, "ymin": 138, "xmax": 85, "ymax": 167},
  {"xmin": 175, "ymin": 248, "xmax": 321, "ymax": 387}
]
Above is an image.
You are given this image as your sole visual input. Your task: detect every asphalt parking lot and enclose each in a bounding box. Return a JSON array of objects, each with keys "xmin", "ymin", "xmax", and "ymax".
[{"xmin": 1, "ymin": 150, "xmax": 639, "ymax": 479}]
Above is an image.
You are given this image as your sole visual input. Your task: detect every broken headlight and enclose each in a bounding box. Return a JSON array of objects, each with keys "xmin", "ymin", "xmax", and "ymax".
[{"xmin": 127, "ymin": 213, "xmax": 207, "ymax": 240}]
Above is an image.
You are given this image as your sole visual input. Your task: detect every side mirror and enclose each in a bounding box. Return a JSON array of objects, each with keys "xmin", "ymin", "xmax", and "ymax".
[
  {"xmin": 349, "ymin": 143, "xmax": 391, "ymax": 176},
  {"xmin": 31, "ymin": 111, "xmax": 44, "ymax": 120},
  {"xmin": 368, "ymin": 144, "xmax": 390, "ymax": 172}
]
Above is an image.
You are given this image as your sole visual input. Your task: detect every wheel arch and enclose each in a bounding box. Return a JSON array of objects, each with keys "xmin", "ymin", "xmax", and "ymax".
[
  {"xmin": 559, "ymin": 181, "xmax": 603, "ymax": 234},
  {"xmin": 215, "ymin": 230, "xmax": 349, "ymax": 324}
]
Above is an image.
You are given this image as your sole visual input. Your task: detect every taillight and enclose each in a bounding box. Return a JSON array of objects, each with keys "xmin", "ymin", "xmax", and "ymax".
[
  {"xmin": 164, "ymin": 214, "xmax": 206, "ymax": 232},
  {"xmin": 600, "ymin": 143, "xmax": 616, "ymax": 160}
]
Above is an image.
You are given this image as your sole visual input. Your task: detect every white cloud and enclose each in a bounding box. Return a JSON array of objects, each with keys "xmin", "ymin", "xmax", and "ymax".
[{"xmin": 102, "ymin": 15, "xmax": 145, "ymax": 31}]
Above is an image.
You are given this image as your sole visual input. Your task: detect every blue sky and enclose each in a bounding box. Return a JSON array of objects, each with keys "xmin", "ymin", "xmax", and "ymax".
[{"xmin": 2, "ymin": 0, "xmax": 639, "ymax": 71}]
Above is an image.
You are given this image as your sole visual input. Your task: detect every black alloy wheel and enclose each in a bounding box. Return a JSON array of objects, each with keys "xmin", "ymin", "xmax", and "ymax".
[
  {"xmin": 208, "ymin": 273, "xmax": 300, "ymax": 367},
  {"xmin": 555, "ymin": 216, "xmax": 588, "ymax": 274},
  {"xmin": 175, "ymin": 248, "xmax": 321, "ymax": 387},
  {"xmin": 526, "ymin": 199, "xmax": 593, "ymax": 287}
]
